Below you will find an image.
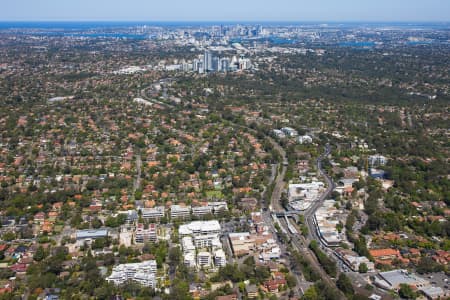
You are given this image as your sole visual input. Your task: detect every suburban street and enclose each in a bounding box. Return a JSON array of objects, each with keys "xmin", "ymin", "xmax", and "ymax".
[
  {"xmin": 132, "ymin": 152, "xmax": 142, "ymax": 198},
  {"xmin": 268, "ymin": 137, "xmax": 287, "ymax": 212}
]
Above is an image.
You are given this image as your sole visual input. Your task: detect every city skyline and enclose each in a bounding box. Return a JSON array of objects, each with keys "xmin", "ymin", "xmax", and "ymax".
[
  {"xmin": 2, "ymin": 0, "xmax": 450, "ymax": 22},
  {"xmin": 0, "ymin": 5, "xmax": 449, "ymax": 300}
]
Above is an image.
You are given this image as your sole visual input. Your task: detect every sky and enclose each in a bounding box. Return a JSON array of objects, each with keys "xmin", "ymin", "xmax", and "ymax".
[{"xmin": 1, "ymin": 0, "xmax": 449, "ymax": 22}]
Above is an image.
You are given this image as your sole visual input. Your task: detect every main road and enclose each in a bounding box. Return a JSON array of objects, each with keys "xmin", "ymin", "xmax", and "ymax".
[
  {"xmin": 266, "ymin": 140, "xmax": 346, "ymax": 299},
  {"xmin": 304, "ymin": 143, "xmax": 335, "ymax": 243}
]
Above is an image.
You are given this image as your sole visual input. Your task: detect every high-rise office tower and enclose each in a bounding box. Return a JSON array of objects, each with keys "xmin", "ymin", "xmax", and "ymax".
[
  {"xmin": 204, "ymin": 50, "xmax": 213, "ymax": 72},
  {"xmin": 212, "ymin": 57, "xmax": 219, "ymax": 72},
  {"xmin": 219, "ymin": 57, "xmax": 230, "ymax": 72}
]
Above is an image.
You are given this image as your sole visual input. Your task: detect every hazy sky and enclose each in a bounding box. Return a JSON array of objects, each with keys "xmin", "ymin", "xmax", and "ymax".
[{"xmin": 1, "ymin": 0, "xmax": 449, "ymax": 22}]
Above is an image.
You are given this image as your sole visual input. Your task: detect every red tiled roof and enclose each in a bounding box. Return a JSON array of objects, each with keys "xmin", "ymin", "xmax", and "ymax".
[{"xmin": 369, "ymin": 248, "xmax": 399, "ymax": 258}]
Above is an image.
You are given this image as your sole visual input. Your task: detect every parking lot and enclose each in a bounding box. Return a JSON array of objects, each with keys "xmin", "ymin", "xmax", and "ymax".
[{"xmin": 425, "ymin": 272, "xmax": 449, "ymax": 290}]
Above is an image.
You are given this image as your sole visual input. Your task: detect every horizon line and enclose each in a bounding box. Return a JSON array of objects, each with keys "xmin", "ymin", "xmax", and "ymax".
[{"xmin": 0, "ymin": 19, "xmax": 449, "ymax": 24}]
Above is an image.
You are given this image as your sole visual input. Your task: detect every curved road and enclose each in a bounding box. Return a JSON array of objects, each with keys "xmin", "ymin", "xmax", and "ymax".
[
  {"xmin": 304, "ymin": 143, "xmax": 335, "ymax": 242},
  {"xmin": 139, "ymin": 78, "xmax": 174, "ymax": 108},
  {"xmin": 268, "ymin": 141, "xmax": 346, "ymax": 299}
]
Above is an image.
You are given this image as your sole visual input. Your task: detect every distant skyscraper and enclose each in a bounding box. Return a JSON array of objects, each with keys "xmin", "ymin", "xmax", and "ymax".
[
  {"xmin": 212, "ymin": 57, "xmax": 219, "ymax": 72},
  {"xmin": 193, "ymin": 59, "xmax": 200, "ymax": 72},
  {"xmin": 193, "ymin": 51, "xmax": 250, "ymax": 74},
  {"xmin": 198, "ymin": 61, "xmax": 204, "ymax": 74},
  {"xmin": 219, "ymin": 57, "xmax": 230, "ymax": 72},
  {"xmin": 257, "ymin": 25, "xmax": 263, "ymax": 36},
  {"xmin": 204, "ymin": 51, "xmax": 213, "ymax": 72},
  {"xmin": 239, "ymin": 58, "xmax": 252, "ymax": 70}
]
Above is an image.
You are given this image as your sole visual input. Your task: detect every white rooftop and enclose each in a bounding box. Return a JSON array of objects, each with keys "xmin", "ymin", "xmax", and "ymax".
[{"xmin": 179, "ymin": 220, "xmax": 221, "ymax": 236}]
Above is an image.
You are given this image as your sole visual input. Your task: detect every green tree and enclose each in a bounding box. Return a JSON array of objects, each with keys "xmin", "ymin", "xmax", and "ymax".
[
  {"xmin": 94, "ymin": 282, "xmax": 116, "ymax": 299},
  {"xmin": 285, "ymin": 273, "xmax": 297, "ymax": 288},
  {"xmin": 243, "ymin": 255, "xmax": 255, "ymax": 267},
  {"xmin": 0, "ymin": 269, "xmax": 14, "ymax": 280},
  {"xmin": 91, "ymin": 217, "xmax": 103, "ymax": 229},
  {"xmin": 2, "ymin": 232, "xmax": 15, "ymax": 241},
  {"xmin": 336, "ymin": 273, "xmax": 354, "ymax": 296},
  {"xmin": 398, "ymin": 284, "xmax": 416, "ymax": 300},
  {"xmin": 71, "ymin": 213, "xmax": 83, "ymax": 227},
  {"xmin": 168, "ymin": 246, "xmax": 182, "ymax": 267},
  {"xmin": 171, "ymin": 278, "xmax": 192, "ymax": 300},
  {"xmin": 302, "ymin": 285, "xmax": 319, "ymax": 300},
  {"xmin": 309, "ymin": 240, "xmax": 337, "ymax": 277},
  {"xmin": 358, "ymin": 262, "xmax": 368, "ymax": 273},
  {"xmin": 33, "ymin": 246, "xmax": 46, "ymax": 261},
  {"xmin": 416, "ymin": 256, "xmax": 443, "ymax": 274}
]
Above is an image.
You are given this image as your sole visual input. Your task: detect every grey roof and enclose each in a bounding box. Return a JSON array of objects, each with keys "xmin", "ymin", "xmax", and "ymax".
[
  {"xmin": 76, "ymin": 229, "xmax": 108, "ymax": 240},
  {"xmin": 420, "ymin": 286, "xmax": 445, "ymax": 298},
  {"xmin": 379, "ymin": 270, "xmax": 428, "ymax": 288},
  {"xmin": 247, "ymin": 284, "xmax": 258, "ymax": 293}
]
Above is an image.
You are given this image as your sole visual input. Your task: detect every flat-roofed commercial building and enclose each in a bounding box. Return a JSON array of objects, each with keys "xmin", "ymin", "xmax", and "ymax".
[
  {"xmin": 76, "ymin": 229, "xmax": 108, "ymax": 240},
  {"xmin": 420, "ymin": 286, "xmax": 448, "ymax": 300},
  {"xmin": 228, "ymin": 232, "xmax": 254, "ymax": 256},
  {"xmin": 288, "ymin": 182, "xmax": 324, "ymax": 211},
  {"xmin": 374, "ymin": 269, "xmax": 429, "ymax": 290}
]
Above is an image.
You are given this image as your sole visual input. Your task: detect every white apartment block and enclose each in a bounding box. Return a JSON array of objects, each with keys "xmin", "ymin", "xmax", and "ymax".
[
  {"xmin": 194, "ymin": 234, "xmax": 222, "ymax": 249},
  {"xmin": 184, "ymin": 251, "xmax": 196, "ymax": 268},
  {"xmin": 208, "ymin": 201, "xmax": 228, "ymax": 213},
  {"xmin": 171, "ymin": 204, "xmax": 191, "ymax": 219},
  {"xmin": 214, "ymin": 249, "xmax": 227, "ymax": 267},
  {"xmin": 141, "ymin": 206, "xmax": 165, "ymax": 220},
  {"xmin": 192, "ymin": 205, "xmax": 212, "ymax": 217},
  {"xmin": 182, "ymin": 236, "xmax": 196, "ymax": 268},
  {"xmin": 178, "ymin": 220, "xmax": 221, "ymax": 237},
  {"xmin": 197, "ymin": 251, "xmax": 212, "ymax": 268},
  {"xmin": 135, "ymin": 223, "xmax": 157, "ymax": 243},
  {"xmin": 106, "ymin": 260, "xmax": 157, "ymax": 288},
  {"xmin": 182, "ymin": 236, "xmax": 196, "ymax": 253},
  {"xmin": 134, "ymin": 271, "xmax": 156, "ymax": 287},
  {"xmin": 179, "ymin": 220, "xmax": 224, "ymax": 269}
]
